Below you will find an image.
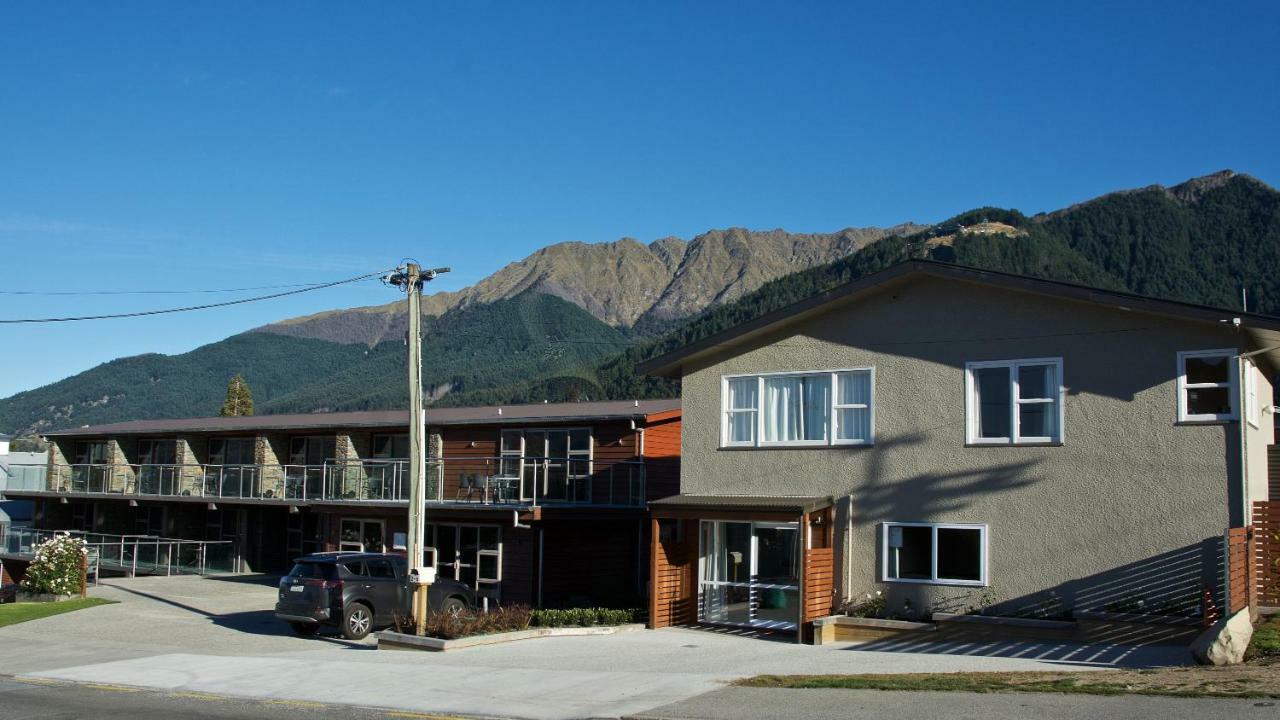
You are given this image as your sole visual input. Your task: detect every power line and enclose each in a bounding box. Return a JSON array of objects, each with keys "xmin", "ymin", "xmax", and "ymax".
[
  {"xmin": 0, "ymin": 281, "xmax": 352, "ymax": 296},
  {"xmin": 0, "ymin": 269, "xmax": 396, "ymax": 324}
]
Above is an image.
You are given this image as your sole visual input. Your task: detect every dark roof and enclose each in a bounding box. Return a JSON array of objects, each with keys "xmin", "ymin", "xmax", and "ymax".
[
  {"xmin": 649, "ymin": 494, "xmax": 833, "ymax": 514},
  {"xmin": 637, "ymin": 260, "xmax": 1280, "ymax": 378},
  {"xmin": 42, "ymin": 398, "xmax": 681, "ymax": 438}
]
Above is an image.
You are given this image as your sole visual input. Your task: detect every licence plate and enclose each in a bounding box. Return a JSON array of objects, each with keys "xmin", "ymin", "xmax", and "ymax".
[{"xmin": 290, "ymin": 585, "xmax": 304, "ymax": 592}]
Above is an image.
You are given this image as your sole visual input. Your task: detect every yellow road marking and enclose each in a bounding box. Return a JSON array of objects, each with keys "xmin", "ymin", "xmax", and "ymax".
[
  {"xmin": 13, "ymin": 678, "xmax": 67, "ymax": 686},
  {"xmin": 264, "ymin": 699, "xmax": 328, "ymax": 709},
  {"xmin": 386, "ymin": 712, "xmax": 469, "ymax": 719},
  {"xmin": 172, "ymin": 692, "xmax": 227, "ymax": 701},
  {"xmin": 85, "ymin": 683, "xmax": 141, "ymax": 693}
]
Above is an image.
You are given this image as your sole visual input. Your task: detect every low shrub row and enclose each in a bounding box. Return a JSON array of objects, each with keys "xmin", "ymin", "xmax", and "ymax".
[
  {"xmin": 530, "ymin": 607, "xmax": 642, "ymax": 628},
  {"xmin": 412, "ymin": 605, "xmax": 644, "ymax": 640}
]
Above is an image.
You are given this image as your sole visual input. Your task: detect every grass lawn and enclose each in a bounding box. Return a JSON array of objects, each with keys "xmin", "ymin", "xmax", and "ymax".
[
  {"xmin": 738, "ymin": 661, "xmax": 1280, "ymax": 700},
  {"xmin": 0, "ymin": 598, "xmax": 116, "ymax": 628}
]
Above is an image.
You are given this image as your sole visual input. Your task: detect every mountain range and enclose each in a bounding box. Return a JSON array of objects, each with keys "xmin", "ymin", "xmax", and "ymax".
[{"xmin": 2, "ymin": 170, "xmax": 1277, "ymax": 437}]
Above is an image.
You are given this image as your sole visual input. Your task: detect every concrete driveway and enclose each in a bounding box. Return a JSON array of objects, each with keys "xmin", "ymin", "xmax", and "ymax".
[{"xmin": 0, "ymin": 576, "xmax": 1194, "ymax": 719}]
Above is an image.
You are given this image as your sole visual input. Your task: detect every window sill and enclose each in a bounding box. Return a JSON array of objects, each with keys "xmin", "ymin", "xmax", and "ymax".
[
  {"xmin": 963, "ymin": 442, "xmax": 1063, "ymax": 448},
  {"xmin": 718, "ymin": 443, "xmax": 874, "ymax": 451},
  {"xmin": 1174, "ymin": 419, "xmax": 1236, "ymax": 426},
  {"xmin": 881, "ymin": 578, "xmax": 988, "ymax": 588}
]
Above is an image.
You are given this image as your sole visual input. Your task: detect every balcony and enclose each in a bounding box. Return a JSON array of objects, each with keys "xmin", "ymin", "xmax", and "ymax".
[{"xmin": 7, "ymin": 457, "xmax": 645, "ymax": 507}]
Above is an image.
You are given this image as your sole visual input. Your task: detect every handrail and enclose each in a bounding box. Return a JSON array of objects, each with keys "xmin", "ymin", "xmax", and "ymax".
[
  {"xmin": 1, "ymin": 527, "xmax": 238, "ymax": 579},
  {"xmin": 10, "ymin": 456, "xmax": 646, "ymax": 506}
]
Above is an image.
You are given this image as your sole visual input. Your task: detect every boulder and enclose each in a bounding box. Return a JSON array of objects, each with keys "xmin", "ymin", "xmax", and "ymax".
[{"xmin": 1190, "ymin": 608, "xmax": 1254, "ymax": 666}]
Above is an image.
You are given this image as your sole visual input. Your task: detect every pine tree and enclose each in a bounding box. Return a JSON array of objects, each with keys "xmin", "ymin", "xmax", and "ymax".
[{"xmin": 219, "ymin": 374, "xmax": 255, "ymax": 417}]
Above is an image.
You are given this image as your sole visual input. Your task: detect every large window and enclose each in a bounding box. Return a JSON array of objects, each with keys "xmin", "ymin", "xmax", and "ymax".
[
  {"xmin": 965, "ymin": 358, "xmax": 1063, "ymax": 444},
  {"xmin": 1177, "ymin": 349, "xmax": 1237, "ymax": 422},
  {"xmin": 721, "ymin": 369, "xmax": 874, "ymax": 448},
  {"xmin": 882, "ymin": 522, "xmax": 987, "ymax": 586}
]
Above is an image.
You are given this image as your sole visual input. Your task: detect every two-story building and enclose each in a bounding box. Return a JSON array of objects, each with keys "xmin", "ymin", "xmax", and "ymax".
[
  {"xmin": 6, "ymin": 399, "xmax": 680, "ymax": 609},
  {"xmin": 639, "ymin": 261, "xmax": 1274, "ymax": 640}
]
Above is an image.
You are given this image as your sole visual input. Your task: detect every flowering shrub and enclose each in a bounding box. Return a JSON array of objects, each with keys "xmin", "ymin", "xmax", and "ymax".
[
  {"xmin": 20, "ymin": 534, "xmax": 87, "ymax": 596},
  {"xmin": 843, "ymin": 590, "xmax": 886, "ymax": 618}
]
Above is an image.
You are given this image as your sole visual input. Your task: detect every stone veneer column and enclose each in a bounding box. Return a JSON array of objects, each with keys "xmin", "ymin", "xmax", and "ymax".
[
  {"xmin": 46, "ymin": 440, "xmax": 70, "ymax": 491},
  {"xmin": 256, "ymin": 434, "xmax": 288, "ymax": 498},
  {"xmin": 108, "ymin": 438, "xmax": 136, "ymax": 493},
  {"xmin": 175, "ymin": 435, "xmax": 206, "ymax": 495},
  {"xmin": 427, "ymin": 428, "xmax": 443, "ymax": 500}
]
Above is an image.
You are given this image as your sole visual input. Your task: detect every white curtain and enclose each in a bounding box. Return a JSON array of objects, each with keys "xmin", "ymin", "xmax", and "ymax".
[
  {"xmin": 764, "ymin": 376, "xmax": 828, "ymax": 442},
  {"xmin": 764, "ymin": 377, "xmax": 802, "ymax": 441},
  {"xmin": 836, "ymin": 371, "xmax": 871, "ymax": 441}
]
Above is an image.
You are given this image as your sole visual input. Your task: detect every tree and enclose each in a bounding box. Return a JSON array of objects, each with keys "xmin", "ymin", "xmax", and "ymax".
[{"xmin": 219, "ymin": 374, "xmax": 255, "ymax": 417}]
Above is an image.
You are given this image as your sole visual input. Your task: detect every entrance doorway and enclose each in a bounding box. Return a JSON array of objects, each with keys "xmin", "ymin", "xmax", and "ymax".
[
  {"xmin": 425, "ymin": 523, "xmax": 502, "ymax": 603},
  {"xmin": 698, "ymin": 520, "xmax": 800, "ymax": 630}
]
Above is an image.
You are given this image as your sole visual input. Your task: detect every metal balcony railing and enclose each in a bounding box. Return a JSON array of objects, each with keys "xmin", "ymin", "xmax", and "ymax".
[
  {"xmin": 8, "ymin": 457, "xmax": 644, "ymax": 507},
  {"xmin": 1, "ymin": 527, "xmax": 238, "ymax": 580},
  {"xmin": 434, "ymin": 456, "xmax": 646, "ymax": 507}
]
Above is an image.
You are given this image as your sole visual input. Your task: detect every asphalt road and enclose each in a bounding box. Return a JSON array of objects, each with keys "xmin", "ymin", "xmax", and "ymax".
[
  {"xmin": 631, "ymin": 686, "xmax": 1280, "ymax": 720},
  {"xmin": 4, "ymin": 678, "xmax": 1277, "ymax": 720},
  {"xmin": 0, "ymin": 676, "xmax": 463, "ymax": 720}
]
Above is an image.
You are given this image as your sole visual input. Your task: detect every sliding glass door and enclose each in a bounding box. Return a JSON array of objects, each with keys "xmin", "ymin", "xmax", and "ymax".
[{"xmin": 698, "ymin": 520, "xmax": 801, "ymax": 630}]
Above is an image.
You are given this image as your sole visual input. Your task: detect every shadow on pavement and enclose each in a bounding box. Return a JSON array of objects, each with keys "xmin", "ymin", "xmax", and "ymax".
[
  {"xmin": 840, "ymin": 635, "xmax": 1191, "ymax": 669},
  {"xmin": 102, "ymin": 582, "xmax": 372, "ymax": 649}
]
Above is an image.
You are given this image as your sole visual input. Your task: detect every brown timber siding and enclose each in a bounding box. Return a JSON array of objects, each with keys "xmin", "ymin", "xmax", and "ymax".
[
  {"xmin": 1270, "ymin": 446, "xmax": 1280, "ymax": 501},
  {"xmin": 1226, "ymin": 526, "xmax": 1255, "ymax": 614},
  {"xmin": 650, "ymin": 518, "xmax": 697, "ymax": 628},
  {"xmin": 1255, "ymin": 501, "xmax": 1280, "ymax": 607},
  {"xmin": 803, "ymin": 547, "xmax": 835, "ymax": 623},
  {"xmin": 643, "ymin": 416, "xmax": 681, "ymax": 501}
]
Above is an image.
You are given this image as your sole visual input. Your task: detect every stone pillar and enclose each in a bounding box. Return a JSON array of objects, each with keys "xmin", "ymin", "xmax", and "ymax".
[
  {"xmin": 256, "ymin": 434, "xmax": 288, "ymax": 498},
  {"xmin": 175, "ymin": 435, "xmax": 206, "ymax": 496},
  {"xmin": 427, "ymin": 428, "xmax": 444, "ymax": 500},
  {"xmin": 108, "ymin": 438, "xmax": 136, "ymax": 493},
  {"xmin": 46, "ymin": 441, "xmax": 70, "ymax": 491}
]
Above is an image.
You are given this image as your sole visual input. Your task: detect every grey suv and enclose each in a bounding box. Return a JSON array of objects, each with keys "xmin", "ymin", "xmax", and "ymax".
[{"xmin": 274, "ymin": 552, "xmax": 476, "ymax": 640}]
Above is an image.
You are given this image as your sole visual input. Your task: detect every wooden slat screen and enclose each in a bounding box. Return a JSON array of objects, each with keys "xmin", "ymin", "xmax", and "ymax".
[
  {"xmin": 1254, "ymin": 501, "xmax": 1280, "ymax": 607},
  {"xmin": 803, "ymin": 547, "xmax": 835, "ymax": 622},
  {"xmin": 1226, "ymin": 526, "xmax": 1254, "ymax": 614},
  {"xmin": 651, "ymin": 519, "xmax": 696, "ymax": 628}
]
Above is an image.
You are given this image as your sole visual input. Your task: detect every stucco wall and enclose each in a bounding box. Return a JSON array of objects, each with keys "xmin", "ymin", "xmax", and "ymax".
[{"xmin": 679, "ymin": 276, "xmax": 1256, "ymax": 618}]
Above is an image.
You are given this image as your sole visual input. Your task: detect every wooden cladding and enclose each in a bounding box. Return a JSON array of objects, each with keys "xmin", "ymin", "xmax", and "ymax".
[
  {"xmin": 650, "ymin": 518, "xmax": 697, "ymax": 629},
  {"xmin": 803, "ymin": 547, "xmax": 835, "ymax": 622},
  {"xmin": 802, "ymin": 507, "xmax": 836, "ymax": 626},
  {"xmin": 1226, "ymin": 526, "xmax": 1255, "ymax": 615},
  {"xmin": 1254, "ymin": 501, "xmax": 1280, "ymax": 608}
]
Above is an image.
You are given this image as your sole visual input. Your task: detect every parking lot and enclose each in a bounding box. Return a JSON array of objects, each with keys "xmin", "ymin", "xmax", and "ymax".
[{"xmin": 0, "ymin": 576, "xmax": 1195, "ymax": 719}]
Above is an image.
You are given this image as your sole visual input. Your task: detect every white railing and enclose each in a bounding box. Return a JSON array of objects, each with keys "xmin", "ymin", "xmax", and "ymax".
[
  {"xmin": 1, "ymin": 527, "xmax": 238, "ymax": 580},
  {"xmin": 9, "ymin": 457, "xmax": 644, "ymax": 506},
  {"xmin": 436, "ymin": 456, "xmax": 646, "ymax": 507}
]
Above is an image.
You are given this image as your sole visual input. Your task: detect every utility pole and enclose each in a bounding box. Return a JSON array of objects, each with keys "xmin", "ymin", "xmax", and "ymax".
[{"xmin": 388, "ymin": 262, "xmax": 450, "ymax": 635}]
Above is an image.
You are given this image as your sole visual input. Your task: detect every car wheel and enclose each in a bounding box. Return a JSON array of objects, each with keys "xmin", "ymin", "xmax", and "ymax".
[
  {"xmin": 343, "ymin": 603, "xmax": 373, "ymax": 640},
  {"xmin": 440, "ymin": 597, "xmax": 467, "ymax": 617},
  {"xmin": 289, "ymin": 622, "xmax": 319, "ymax": 637}
]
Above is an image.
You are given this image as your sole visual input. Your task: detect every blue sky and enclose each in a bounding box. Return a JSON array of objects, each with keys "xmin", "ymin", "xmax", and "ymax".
[{"xmin": 2, "ymin": 1, "xmax": 1278, "ymax": 398}]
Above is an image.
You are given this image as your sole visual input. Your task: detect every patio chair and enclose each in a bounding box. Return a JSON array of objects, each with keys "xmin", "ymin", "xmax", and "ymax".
[{"xmin": 455, "ymin": 473, "xmax": 478, "ymax": 502}]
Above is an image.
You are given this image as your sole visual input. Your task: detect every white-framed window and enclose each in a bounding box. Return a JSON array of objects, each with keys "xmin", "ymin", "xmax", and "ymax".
[
  {"xmin": 1177, "ymin": 349, "xmax": 1238, "ymax": 423},
  {"xmin": 965, "ymin": 357, "xmax": 1063, "ymax": 445},
  {"xmin": 881, "ymin": 522, "xmax": 988, "ymax": 586},
  {"xmin": 720, "ymin": 369, "xmax": 875, "ymax": 448}
]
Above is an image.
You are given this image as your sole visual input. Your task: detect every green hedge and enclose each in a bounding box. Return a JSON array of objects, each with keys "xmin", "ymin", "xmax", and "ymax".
[{"xmin": 529, "ymin": 607, "xmax": 643, "ymax": 628}]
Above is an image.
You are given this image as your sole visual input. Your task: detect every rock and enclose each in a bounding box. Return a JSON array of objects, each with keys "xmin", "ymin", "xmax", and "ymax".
[{"xmin": 1190, "ymin": 608, "xmax": 1254, "ymax": 665}]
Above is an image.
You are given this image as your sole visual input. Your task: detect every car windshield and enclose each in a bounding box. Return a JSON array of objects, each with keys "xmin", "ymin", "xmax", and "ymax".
[{"xmin": 289, "ymin": 562, "xmax": 337, "ymax": 580}]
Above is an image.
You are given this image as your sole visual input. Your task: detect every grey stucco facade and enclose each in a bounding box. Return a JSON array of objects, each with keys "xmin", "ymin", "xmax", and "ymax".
[{"xmin": 674, "ymin": 273, "xmax": 1274, "ymax": 619}]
